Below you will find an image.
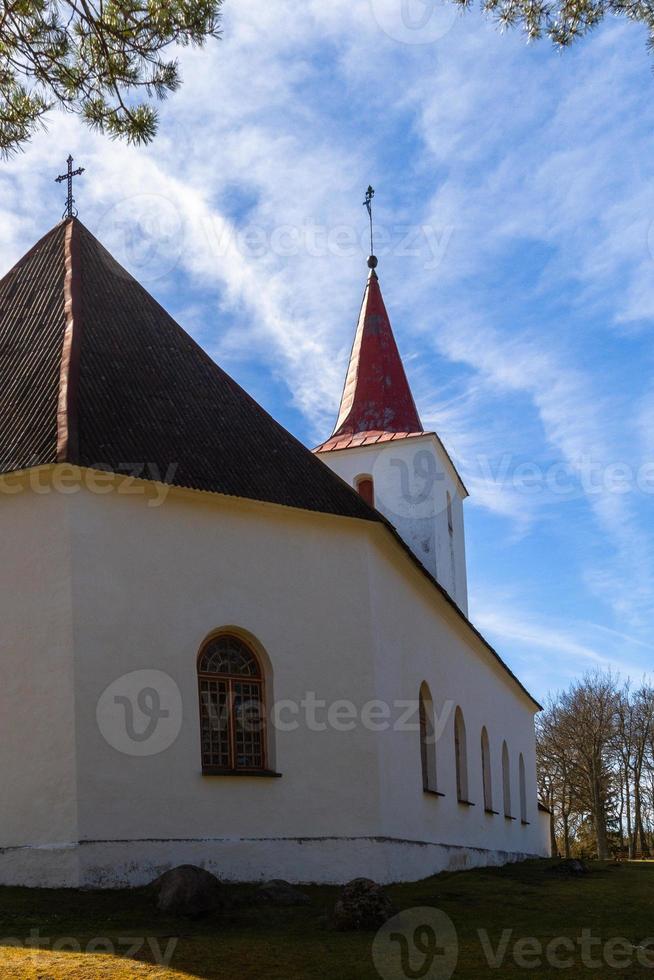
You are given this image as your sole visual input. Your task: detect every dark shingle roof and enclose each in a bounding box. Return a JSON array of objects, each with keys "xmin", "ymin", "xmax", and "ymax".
[
  {"xmin": 0, "ymin": 217, "xmax": 377, "ymax": 521},
  {"xmin": 0, "ymin": 222, "xmax": 68, "ymax": 472}
]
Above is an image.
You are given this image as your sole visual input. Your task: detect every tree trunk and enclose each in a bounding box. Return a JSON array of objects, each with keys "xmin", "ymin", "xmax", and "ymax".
[
  {"xmin": 632, "ymin": 781, "xmax": 642, "ymax": 857},
  {"xmin": 625, "ymin": 767, "xmax": 633, "ymax": 859},
  {"xmin": 562, "ymin": 811, "xmax": 571, "ymax": 858},
  {"xmin": 549, "ymin": 810, "xmax": 558, "ymax": 857},
  {"xmin": 592, "ymin": 775, "xmax": 610, "ymax": 859},
  {"xmin": 638, "ymin": 809, "xmax": 649, "ymax": 857}
]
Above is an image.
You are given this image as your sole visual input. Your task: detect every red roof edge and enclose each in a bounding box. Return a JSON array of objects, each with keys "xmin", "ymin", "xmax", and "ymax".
[{"xmin": 314, "ymin": 430, "xmax": 425, "ymax": 453}]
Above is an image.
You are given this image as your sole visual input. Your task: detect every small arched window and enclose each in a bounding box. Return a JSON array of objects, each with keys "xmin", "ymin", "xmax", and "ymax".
[
  {"xmin": 419, "ymin": 683, "xmax": 438, "ymax": 793},
  {"xmin": 454, "ymin": 706, "xmax": 469, "ymax": 802},
  {"xmin": 198, "ymin": 633, "xmax": 266, "ymax": 773},
  {"xmin": 446, "ymin": 491, "xmax": 454, "ymax": 535},
  {"xmin": 481, "ymin": 727, "xmax": 493, "ymax": 812},
  {"xmin": 502, "ymin": 741, "xmax": 512, "ymax": 817},
  {"xmin": 519, "ymin": 753, "xmax": 527, "ymax": 824},
  {"xmin": 355, "ymin": 475, "xmax": 374, "ymax": 507}
]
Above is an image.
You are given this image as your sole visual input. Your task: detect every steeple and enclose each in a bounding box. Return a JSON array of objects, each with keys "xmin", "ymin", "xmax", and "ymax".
[
  {"xmin": 318, "ymin": 257, "xmax": 423, "ymax": 451},
  {"xmin": 314, "ymin": 190, "xmax": 469, "ymax": 614}
]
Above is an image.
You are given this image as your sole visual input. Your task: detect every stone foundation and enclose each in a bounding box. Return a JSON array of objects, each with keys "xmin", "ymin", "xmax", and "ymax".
[{"xmin": 0, "ymin": 836, "xmax": 545, "ymax": 889}]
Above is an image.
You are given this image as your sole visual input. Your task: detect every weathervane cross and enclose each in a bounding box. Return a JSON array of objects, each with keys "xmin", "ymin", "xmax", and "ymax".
[
  {"xmin": 55, "ymin": 155, "xmax": 85, "ymax": 219},
  {"xmin": 363, "ymin": 185, "xmax": 375, "ymax": 257}
]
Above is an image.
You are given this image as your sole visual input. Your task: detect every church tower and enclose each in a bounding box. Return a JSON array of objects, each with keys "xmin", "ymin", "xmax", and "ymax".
[{"xmin": 315, "ymin": 253, "xmax": 469, "ymax": 615}]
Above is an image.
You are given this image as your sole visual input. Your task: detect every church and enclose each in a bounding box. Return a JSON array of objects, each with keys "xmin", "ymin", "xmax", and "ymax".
[{"xmin": 0, "ymin": 210, "xmax": 550, "ymax": 888}]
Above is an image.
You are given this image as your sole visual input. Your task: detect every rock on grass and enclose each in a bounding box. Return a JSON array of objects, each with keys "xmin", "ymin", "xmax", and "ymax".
[
  {"xmin": 149, "ymin": 865, "xmax": 224, "ymax": 918},
  {"xmin": 333, "ymin": 878, "xmax": 395, "ymax": 931},
  {"xmin": 549, "ymin": 858, "xmax": 589, "ymax": 875}
]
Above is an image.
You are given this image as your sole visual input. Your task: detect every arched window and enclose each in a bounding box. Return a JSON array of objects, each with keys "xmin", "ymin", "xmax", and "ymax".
[
  {"xmin": 419, "ymin": 683, "xmax": 438, "ymax": 793},
  {"xmin": 355, "ymin": 475, "xmax": 374, "ymax": 507},
  {"xmin": 454, "ymin": 707, "xmax": 468, "ymax": 802},
  {"xmin": 446, "ymin": 491, "xmax": 454, "ymax": 535},
  {"xmin": 198, "ymin": 633, "xmax": 267, "ymax": 773},
  {"xmin": 502, "ymin": 741, "xmax": 512, "ymax": 817},
  {"xmin": 519, "ymin": 753, "xmax": 527, "ymax": 824},
  {"xmin": 481, "ymin": 727, "xmax": 493, "ymax": 812}
]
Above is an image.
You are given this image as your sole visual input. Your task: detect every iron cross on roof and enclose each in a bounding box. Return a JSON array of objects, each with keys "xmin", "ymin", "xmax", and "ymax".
[{"xmin": 55, "ymin": 155, "xmax": 85, "ymax": 219}]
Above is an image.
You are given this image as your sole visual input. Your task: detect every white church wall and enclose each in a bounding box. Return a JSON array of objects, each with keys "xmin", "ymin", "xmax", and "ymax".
[
  {"xmin": 316, "ymin": 434, "xmax": 469, "ymax": 616},
  {"xmin": 0, "ymin": 471, "xmax": 547, "ymax": 887},
  {"xmin": 364, "ymin": 529, "xmax": 549, "ymax": 860},
  {"xmin": 0, "ymin": 474, "xmax": 79, "ymax": 879},
  {"xmin": 69, "ymin": 483, "xmax": 384, "ymax": 852}
]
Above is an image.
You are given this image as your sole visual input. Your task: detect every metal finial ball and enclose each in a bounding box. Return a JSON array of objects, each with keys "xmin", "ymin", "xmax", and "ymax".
[{"xmin": 367, "ymin": 254, "xmax": 378, "ymax": 269}]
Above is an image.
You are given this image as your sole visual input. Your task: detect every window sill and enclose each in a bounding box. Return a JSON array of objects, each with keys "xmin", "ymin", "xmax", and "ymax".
[
  {"xmin": 505, "ymin": 814, "xmax": 517, "ymax": 821},
  {"xmin": 484, "ymin": 808, "xmax": 500, "ymax": 815},
  {"xmin": 424, "ymin": 788, "xmax": 446, "ymax": 798},
  {"xmin": 201, "ymin": 768, "xmax": 282, "ymax": 778},
  {"xmin": 521, "ymin": 819, "xmax": 530, "ymax": 826},
  {"xmin": 458, "ymin": 799, "xmax": 476, "ymax": 807}
]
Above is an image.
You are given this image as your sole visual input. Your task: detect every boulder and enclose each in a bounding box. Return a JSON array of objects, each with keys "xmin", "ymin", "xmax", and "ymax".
[
  {"xmin": 334, "ymin": 878, "xmax": 395, "ymax": 931},
  {"xmin": 255, "ymin": 879, "xmax": 311, "ymax": 906},
  {"xmin": 149, "ymin": 864, "xmax": 223, "ymax": 917},
  {"xmin": 550, "ymin": 858, "xmax": 589, "ymax": 875}
]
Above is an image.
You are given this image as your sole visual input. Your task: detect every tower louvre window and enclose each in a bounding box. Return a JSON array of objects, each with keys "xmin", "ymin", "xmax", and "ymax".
[{"xmin": 355, "ymin": 476, "xmax": 374, "ymax": 507}]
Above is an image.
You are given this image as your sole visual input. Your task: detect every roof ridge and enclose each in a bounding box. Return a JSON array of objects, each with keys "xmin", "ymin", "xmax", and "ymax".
[{"xmin": 56, "ymin": 218, "xmax": 82, "ymax": 463}]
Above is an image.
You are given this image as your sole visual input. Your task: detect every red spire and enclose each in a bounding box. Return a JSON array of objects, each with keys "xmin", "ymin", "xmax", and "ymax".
[{"xmin": 329, "ymin": 262, "xmax": 423, "ymax": 441}]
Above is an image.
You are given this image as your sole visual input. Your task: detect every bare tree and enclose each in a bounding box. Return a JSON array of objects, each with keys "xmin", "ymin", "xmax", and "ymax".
[
  {"xmin": 537, "ymin": 700, "xmax": 576, "ymax": 857},
  {"xmin": 616, "ymin": 684, "xmax": 636, "ymax": 857},
  {"xmin": 629, "ymin": 685, "xmax": 654, "ymax": 857},
  {"xmin": 538, "ymin": 671, "xmax": 654, "ymax": 860},
  {"xmin": 538, "ymin": 670, "xmax": 620, "ymax": 859}
]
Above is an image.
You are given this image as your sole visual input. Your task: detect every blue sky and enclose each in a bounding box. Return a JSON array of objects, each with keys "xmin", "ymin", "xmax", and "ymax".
[{"xmin": 1, "ymin": 0, "xmax": 653, "ymax": 701}]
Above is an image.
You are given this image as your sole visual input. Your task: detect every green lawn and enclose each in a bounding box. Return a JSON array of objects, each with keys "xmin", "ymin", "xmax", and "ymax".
[{"xmin": 0, "ymin": 860, "xmax": 652, "ymax": 978}]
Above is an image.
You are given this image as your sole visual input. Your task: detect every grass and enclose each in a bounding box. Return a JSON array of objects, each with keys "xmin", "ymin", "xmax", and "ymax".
[{"xmin": 0, "ymin": 860, "xmax": 652, "ymax": 978}]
